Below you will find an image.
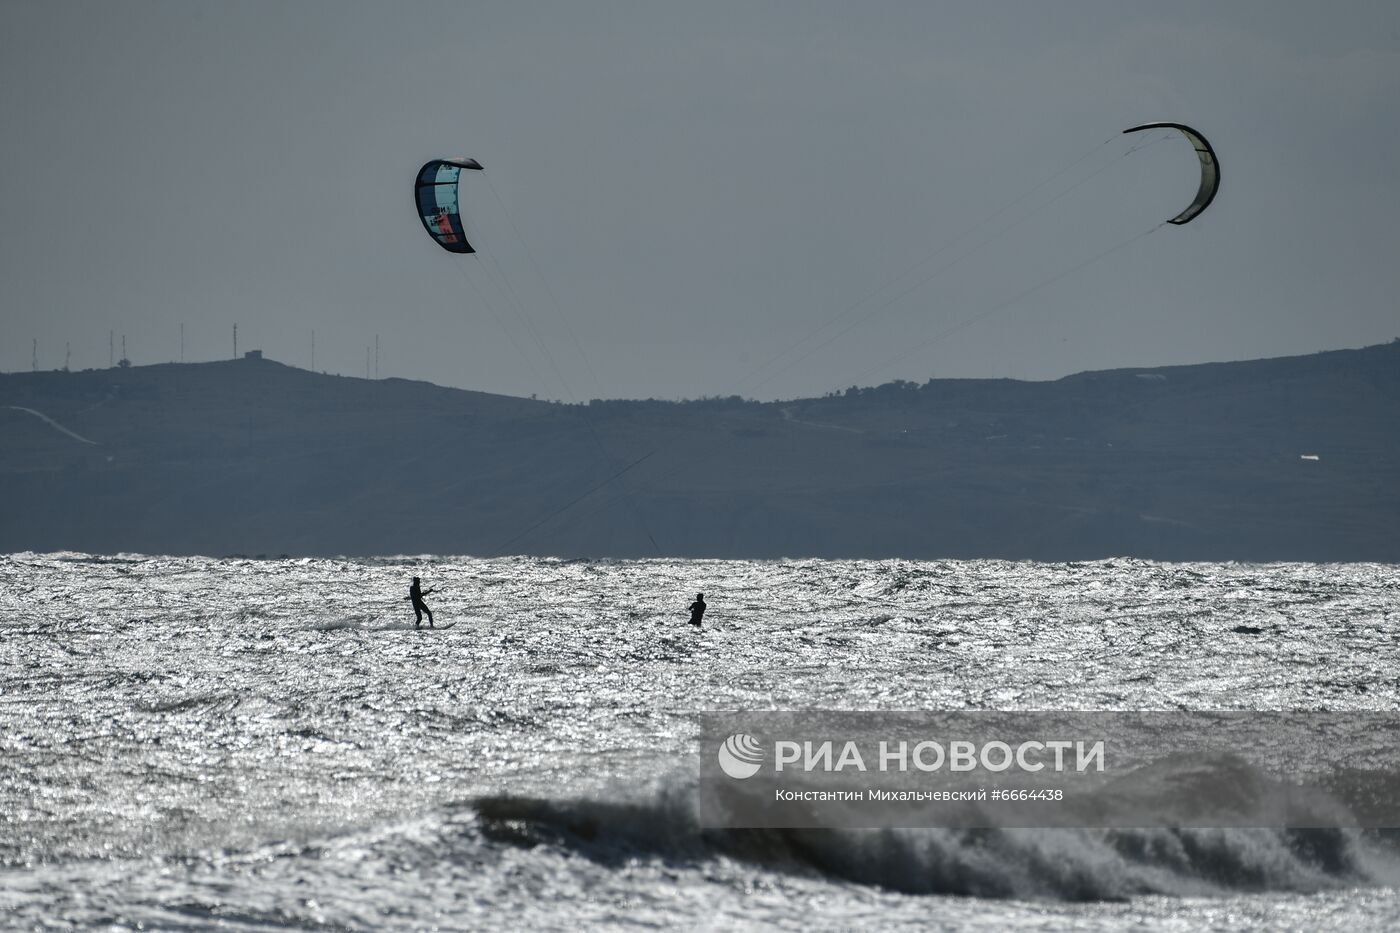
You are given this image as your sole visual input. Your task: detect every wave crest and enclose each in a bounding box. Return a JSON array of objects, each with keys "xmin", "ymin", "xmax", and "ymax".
[{"xmin": 468, "ymin": 780, "xmax": 1400, "ymax": 901}]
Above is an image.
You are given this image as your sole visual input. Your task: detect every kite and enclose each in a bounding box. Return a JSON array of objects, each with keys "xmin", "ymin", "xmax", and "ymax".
[
  {"xmin": 1122, "ymin": 123, "xmax": 1219, "ymax": 225},
  {"xmin": 415, "ymin": 158, "xmax": 484, "ymax": 253}
]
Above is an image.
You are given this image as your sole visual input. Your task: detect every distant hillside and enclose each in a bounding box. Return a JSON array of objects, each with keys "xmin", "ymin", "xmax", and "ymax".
[{"xmin": 2, "ymin": 343, "xmax": 1398, "ymax": 561}]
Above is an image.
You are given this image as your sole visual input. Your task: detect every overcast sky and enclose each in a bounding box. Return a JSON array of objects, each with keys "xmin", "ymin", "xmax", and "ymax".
[{"xmin": 3, "ymin": 1, "xmax": 1397, "ymax": 401}]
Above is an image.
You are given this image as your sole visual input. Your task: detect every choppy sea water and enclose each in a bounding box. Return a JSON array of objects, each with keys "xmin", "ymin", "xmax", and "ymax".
[{"xmin": 2, "ymin": 553, "xmax": 1399, "ymax": 931}]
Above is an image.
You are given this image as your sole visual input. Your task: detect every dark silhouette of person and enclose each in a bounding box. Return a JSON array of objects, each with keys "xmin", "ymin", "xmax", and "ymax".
[
  {"xmin": 409, "ymin": 576, "xmax": 436, "ymax": 629},
  {"xmin": 688, "ymin": 593, "xmax": 706, "ymax": 627}
]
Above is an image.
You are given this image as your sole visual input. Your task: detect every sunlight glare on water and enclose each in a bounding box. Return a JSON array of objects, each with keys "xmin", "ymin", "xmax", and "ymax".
[{"xmin": 2, "ymin": 553, "xmax": 1398, "ymax": 929}]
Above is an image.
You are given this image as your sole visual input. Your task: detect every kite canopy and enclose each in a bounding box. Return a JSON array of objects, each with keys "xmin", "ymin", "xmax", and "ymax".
[
  {"xmin": 415, "ymin": 158, "xmax": 484, "ymax": 253},
  {"xmin": 1122, "ymin": 123, "xmax": 1219, "ymax": 225}
]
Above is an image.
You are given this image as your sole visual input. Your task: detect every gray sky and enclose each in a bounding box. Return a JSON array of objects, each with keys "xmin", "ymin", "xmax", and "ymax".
[{"xmin": 3, "ymin": 1, "xmax": 1397, "ymax": 401}]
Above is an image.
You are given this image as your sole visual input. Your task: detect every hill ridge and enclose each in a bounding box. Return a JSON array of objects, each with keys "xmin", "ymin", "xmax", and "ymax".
[{"xmin": 2, "ymin": 343, "xmax": 1397, "ymax": 561}]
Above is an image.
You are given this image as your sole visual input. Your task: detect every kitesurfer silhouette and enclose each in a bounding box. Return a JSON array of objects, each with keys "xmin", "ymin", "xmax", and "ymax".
[
  {"xmin": 409, "ymin": 576, "xmax": 436, "ymax": 629},
  {"xmin": 688, "ymin": 593, "xmax": 706, "ymax": 627}
]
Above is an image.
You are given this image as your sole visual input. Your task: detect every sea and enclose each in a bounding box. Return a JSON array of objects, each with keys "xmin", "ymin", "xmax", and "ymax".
[{"xmin": 2, "ymin": 552, "xmax": 1398, "ymax": 931}]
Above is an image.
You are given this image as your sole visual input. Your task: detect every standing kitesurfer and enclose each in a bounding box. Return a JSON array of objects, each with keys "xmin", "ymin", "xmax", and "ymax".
[
  {"xmin": 688, "ymin": 593, "xmax": 706, "ymax": 627},
  {"xmin": 409, "ymin": 576, "xmax": 437, "ymax": 629}
]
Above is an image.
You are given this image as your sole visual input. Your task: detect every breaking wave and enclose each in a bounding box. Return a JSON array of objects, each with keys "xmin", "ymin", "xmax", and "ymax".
[{"xmin": 468, "ymin": 778, "xmax": 1400, "ymax": 902}]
